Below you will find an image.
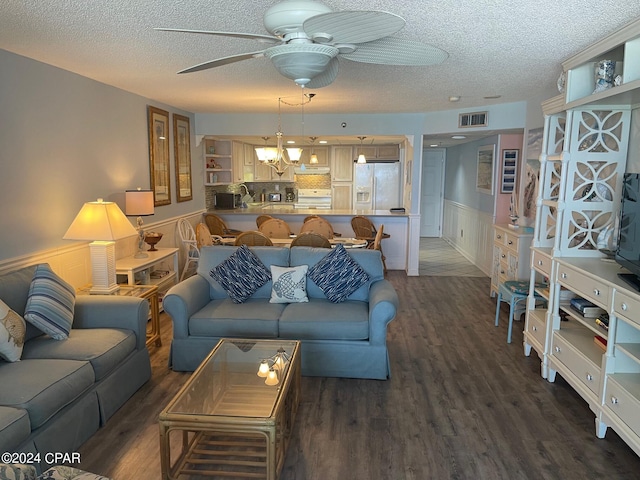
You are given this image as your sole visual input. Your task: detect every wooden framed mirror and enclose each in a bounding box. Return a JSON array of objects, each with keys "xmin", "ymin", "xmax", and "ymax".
[
  {"xmin": 147, "ymin": 105, "xmax": 171, "ymax": 206},
  {"xmin": 173, "ymin": 113, "xmax": 193, "ymax": 202}
]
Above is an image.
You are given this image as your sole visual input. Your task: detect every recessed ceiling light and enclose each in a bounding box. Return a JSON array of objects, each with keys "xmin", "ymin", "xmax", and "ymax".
[
  {"xmin": 451, "ymin": 135, "xmax": 466, "ymax": 140},
  {"xmin": 319, "ymin": 140, "xmax": 328, "ymax": 144},
  {"xmin": 430, "ymin": 144, "xmax": 439, "ymax": 147},
  {"xmin": 448, "ymin": 95, "xmax": 461, "ymax": 102},
  {"xmin": 286, "ymin": 140, "xmax": 295, "ymax": 144}
]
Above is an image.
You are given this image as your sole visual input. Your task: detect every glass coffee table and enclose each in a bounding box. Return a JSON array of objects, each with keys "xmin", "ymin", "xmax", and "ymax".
[{"xmin": 159, "ymin": 339, "xmax": 301, "ymax": 480}]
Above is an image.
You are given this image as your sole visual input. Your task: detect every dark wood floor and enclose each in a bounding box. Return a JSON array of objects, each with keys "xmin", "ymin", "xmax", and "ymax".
[{"xmin": 78, "ymin": 272, "xmax": 640, "ymax": 479}]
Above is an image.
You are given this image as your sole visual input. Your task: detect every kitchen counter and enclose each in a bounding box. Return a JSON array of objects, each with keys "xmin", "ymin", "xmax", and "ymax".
[
  {"xmin": 209, "ymin": 204, "xmax": 408, "ymax": 216},
  {"xmin": 206, "ymin": 205, "xmax": 409, "ymax": 271}
]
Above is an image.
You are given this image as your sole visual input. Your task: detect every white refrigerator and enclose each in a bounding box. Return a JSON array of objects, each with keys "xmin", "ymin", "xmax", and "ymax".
[{"xmin": 353, "ymin": 162, "xmax": 402, "ymax": 210}]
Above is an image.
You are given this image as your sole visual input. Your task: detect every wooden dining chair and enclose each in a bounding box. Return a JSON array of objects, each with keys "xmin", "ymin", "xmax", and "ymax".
[
  {"xmin": 256, "ymin": 214, "xmax": 273, "ymax": 228},
  {"xmin": 299, "ymin": 217, "xmax": 335, "ymax": 239},
  {"xmin": 370, "ymin": 224, "xmax": 387, "ymax": 273},
  {"xmin": 203, "ymin": 213, "xmax": 242, "ymax": 238},
  {"xmin": 258, "ymin": 218, "xmax": 292, "ymax": 239},
  {"xmin": 291, "ymin": 232, "xmax": 331, "ymax": 248},
  {"xmin": 195, "ymin": 223, "xmax": 214, "ymax": 249},
  {"xmin": 234, "ymin": 231, "xmax": 274, "ymax": 246},
  {"xmin": 351, "ymin": 215, "xmax": 390, "ymax": 246}
]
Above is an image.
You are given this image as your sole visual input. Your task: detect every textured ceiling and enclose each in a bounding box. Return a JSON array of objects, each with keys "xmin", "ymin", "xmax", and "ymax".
[{"xmin": 1, "ymin": 1, "xmax": 639, "ymax": 117}]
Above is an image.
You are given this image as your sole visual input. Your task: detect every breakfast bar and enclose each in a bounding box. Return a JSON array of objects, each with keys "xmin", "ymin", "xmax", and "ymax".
[{"xmin": 207, "ymin": 206, "xmax": 409, "ymax": 271}]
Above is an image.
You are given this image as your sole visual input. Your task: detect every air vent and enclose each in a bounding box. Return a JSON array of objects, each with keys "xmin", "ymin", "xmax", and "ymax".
[{"xmin": 458, "ymin": 111, "xmax": 488, "ymax": 128}]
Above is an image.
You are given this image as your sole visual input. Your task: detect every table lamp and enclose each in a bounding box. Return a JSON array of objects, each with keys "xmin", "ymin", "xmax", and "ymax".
[
  {"xmin": 63, "ymin": 198, "xmax": 137, "ymax": 294},
  {"xmin": 125, "ymin": 188, "xmax": 155, "ymax": 258}
]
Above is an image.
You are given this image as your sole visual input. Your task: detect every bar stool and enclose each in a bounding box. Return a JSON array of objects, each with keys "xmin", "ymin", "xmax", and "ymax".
[{"xmin": 494, "ymin": 280, "xmax": 546, "ymax": 344}]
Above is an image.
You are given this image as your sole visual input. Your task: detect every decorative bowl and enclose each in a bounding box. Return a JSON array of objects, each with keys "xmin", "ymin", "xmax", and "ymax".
[{"xmin": 144, "ymin": 232, "xmax": 163, "ymax": 251}]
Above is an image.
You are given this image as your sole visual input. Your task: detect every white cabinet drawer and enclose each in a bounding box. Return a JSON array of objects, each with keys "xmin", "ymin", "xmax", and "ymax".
[
  {"xmin": 604, "ymin": 375, "xmax": 640, "ymax": 436},
  {"xmin": 613, "ymin": 290, "xmax": 640, "ymax": 326},
  {"xmin": 531, "ymin": 250, "xmax": 552, "ymax": 277},
  {"xmin": 557, "ymin": 264, "xmax": 610, "ymax": 307},
  {"xmin": 552, "ymin": 333, "xmax": 601, "ymax": 395},
  {"xmin": 528, "ymin": 312, "xmax": 546, "ymax": 347},
  {"xmin": 504, "ymin": 232, "xmax": 520, "ymax": 252}
]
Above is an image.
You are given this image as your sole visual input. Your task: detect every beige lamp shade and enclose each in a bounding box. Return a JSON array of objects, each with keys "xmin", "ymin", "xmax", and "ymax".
[
  {"xmin": 63, "ymin": 199, "xmax": 137, "ymax": 241},
  {"xmin": 125, "ymin": 189, "xmax": 154, "ymax": 216},
  {"xmin": 63, "ymin": 199, "xmax": 136, "ymax": 294}
]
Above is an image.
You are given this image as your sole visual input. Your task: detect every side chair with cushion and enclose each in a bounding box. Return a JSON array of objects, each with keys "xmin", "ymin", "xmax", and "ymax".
[
  {"xmin": 203, "ymin": 213, "xmax": 242, "ymax": 238},
  {"xmin": 234, "ymin": 231, "xmax": 274, "ymax": 246},
  {"xmin": 494, "ymin": 280, "xmax": 547, "ymax": 343},
  {"xmin": 291, "ymin": 232, "xmax": 331, "ymax": 248},
  {"xmin": 258, "ymin": 218, "xmax": 292, "ymax": 239}
]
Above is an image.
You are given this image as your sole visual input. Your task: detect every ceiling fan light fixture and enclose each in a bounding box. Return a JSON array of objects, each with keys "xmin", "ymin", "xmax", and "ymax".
[
  {"xmin": 265, "ymin": 44, "xmax": 338, "ymax": 86},
  {"xmin": 263, "ymin": 0, "xmax": 332, "ymax": 36}
]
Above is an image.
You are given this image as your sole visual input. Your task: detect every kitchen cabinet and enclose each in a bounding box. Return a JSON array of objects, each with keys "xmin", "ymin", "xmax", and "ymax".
[
  {"xmin": 300, "ymin": 146, "xmax": 329, "ymax": 166},
  {"xmin": 355, "ymin": 145, "xmax": 400, "ymax": 161},
  {"xmin": 232, "ymin": 141, "xmax": 244, "ymax": 183},
  {"xmin": 331, "ymin": 183, "xmax": 352, "ymax": 210},
  {"xmin": 331, "ymin": 146, "xmax": 353, "ymax": 182},
  {"xmin": 242, "ymin": 143, "xmax": 255, "ymax": 182}
]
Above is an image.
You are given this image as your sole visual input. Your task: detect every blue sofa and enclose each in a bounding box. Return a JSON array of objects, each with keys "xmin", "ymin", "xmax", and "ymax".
[
  {"xmin": 164, "ymin": 246, "xmax": 399, "ymax": 379},
  {"xmin": 0, "ymin": 265, "xmax": 151, "ymax": 473}
]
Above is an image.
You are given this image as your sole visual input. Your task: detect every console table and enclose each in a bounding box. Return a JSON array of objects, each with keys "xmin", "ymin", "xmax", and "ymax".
[{"xmin": 115, "ymin": 247, "xmax": 179, "ymax": 298}]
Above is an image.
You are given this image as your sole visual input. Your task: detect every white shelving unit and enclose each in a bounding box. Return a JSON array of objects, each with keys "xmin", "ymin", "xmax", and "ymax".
[
  {"xmin": 204, "ymin": 138, "xmax": 234, "ymax": 186},
  {"xmin": 523, "ymin": 17, "xmax": 640, "ymax": 457}
]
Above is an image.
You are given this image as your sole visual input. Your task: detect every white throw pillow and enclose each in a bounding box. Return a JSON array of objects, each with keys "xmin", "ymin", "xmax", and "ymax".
[
  {"xmin": 270, "ymin": 265, "xmax": 309, "ymax": 304},
  {"xmin": 0, "ymin": 298, "xmax": 27, "ymax": 362}
]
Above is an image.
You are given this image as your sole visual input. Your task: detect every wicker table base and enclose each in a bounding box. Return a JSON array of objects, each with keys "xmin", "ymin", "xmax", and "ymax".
[{"xmin": 159, "ymin": 339, "xmax": 301, "ymax": 480}]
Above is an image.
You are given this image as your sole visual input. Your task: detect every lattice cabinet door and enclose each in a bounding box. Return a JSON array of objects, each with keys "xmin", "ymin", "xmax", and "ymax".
[
  {"xmin": 558, "ymin": 107, "xmax": 631, "ymax": 256},
  {"xmin": 534, "ymin": 112, "xmax": 567, "ymax": 250}
]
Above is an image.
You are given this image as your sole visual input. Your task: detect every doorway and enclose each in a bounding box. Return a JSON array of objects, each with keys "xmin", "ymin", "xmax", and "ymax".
[{"xmin": 420, "ymin": 148, "xmax": 445, "ymax": 237}]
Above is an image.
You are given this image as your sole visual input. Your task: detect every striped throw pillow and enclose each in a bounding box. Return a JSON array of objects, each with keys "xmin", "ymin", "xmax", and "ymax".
[
  {"xmin": 24, "ymin": 264, "xmax": 75, "ymax": 340},
  {"xmin": 307, "ymin": 244, "xmax": 369, "ymax": 303}
]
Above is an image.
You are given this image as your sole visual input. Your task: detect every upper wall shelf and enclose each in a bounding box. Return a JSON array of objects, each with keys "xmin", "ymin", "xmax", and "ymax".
[{"xmin": 559, "ymin": 18, "xmax": 640, "ymax": 111}]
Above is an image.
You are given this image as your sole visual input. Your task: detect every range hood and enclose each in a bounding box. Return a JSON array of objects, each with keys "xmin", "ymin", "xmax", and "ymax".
[{"xmin": 293, "ymin": 166, "xmax": 330, "ymax": 175}]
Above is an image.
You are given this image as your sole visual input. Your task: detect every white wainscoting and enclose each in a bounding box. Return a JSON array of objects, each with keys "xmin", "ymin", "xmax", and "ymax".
[
  {"xmin": 442, "ymin": 200, "xmax": 494, "ymax": 276},
  {"xmin": 0, "ymin": 212, "xmax": 204, "ymax": 288}
]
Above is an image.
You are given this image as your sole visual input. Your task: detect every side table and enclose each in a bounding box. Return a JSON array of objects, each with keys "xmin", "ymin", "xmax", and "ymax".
[{"xmin": 77, "ymin": 284, "xmax": 161, "ymax": 348}]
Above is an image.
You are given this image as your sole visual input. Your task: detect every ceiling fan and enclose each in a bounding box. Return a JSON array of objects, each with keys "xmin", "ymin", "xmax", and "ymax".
[{"xmin": 156, "ymin": 0, "xmax": 448, "ymax": 88}]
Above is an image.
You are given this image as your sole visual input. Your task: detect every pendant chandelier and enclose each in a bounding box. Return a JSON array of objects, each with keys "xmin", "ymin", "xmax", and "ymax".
[
  {"xmin": 357, "ymin": 136, "xmax": 367, "ymax": 164},
  {"xmin": 309, "ymin": 136, "xmax": 318, "ymax": 164},
  {"xmin": 254, "ymin": 97, "xmax": 303, "ymax": 177}
]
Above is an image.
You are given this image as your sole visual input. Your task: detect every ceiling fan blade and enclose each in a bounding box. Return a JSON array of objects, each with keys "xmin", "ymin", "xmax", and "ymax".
[
  {"xmin": 341, "ymin": 37, "xmax": 449, "ymax": 66},
  {"xmin": 303, "ymin": 11, "xmax": 405, "ymax": 44},
  {"xmin": 305, "ymin": 57, "xmax": 339, "ymax": 89},
  {"xmin": 154, "ymin": 28, "xmax": 280, "ymax": 44},
  {"xmin": 177, "ymin": 51, "xmax": 266, "ymax": 74}
]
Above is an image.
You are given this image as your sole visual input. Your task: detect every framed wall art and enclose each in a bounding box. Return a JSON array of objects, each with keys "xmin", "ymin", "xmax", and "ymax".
[
  {"xmin": 500, "ymin": 149, "xmax": 519, "ymax": 193},
  {"xmin": 476, "ymin": 144, "xmax": 495, "ymax": 194},
  {"xmin": 147, "ymin": 106, "xmax": 171, "ymax": 206},
  {"xmin": 173, "ymin": 113, "xmax": 193, "ymax": 202}
]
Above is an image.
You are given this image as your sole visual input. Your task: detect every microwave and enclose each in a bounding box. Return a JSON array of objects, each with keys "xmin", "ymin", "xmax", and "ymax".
[{"xmin": 215, "ymin": 193, "xmax": 241, "ymax": 209}]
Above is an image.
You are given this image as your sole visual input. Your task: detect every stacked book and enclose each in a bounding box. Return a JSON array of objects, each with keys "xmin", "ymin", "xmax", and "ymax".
[
  {"xmin": 594, "ymin": 335, "xmax": 608, "ymax": 351},
  {"xmin": 595, "ymin": 313, "xmax": 609, "ymax": 332},
  {"xmin": 570, "ymin": 297, "xmax": 606, "ymax": 318}
]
